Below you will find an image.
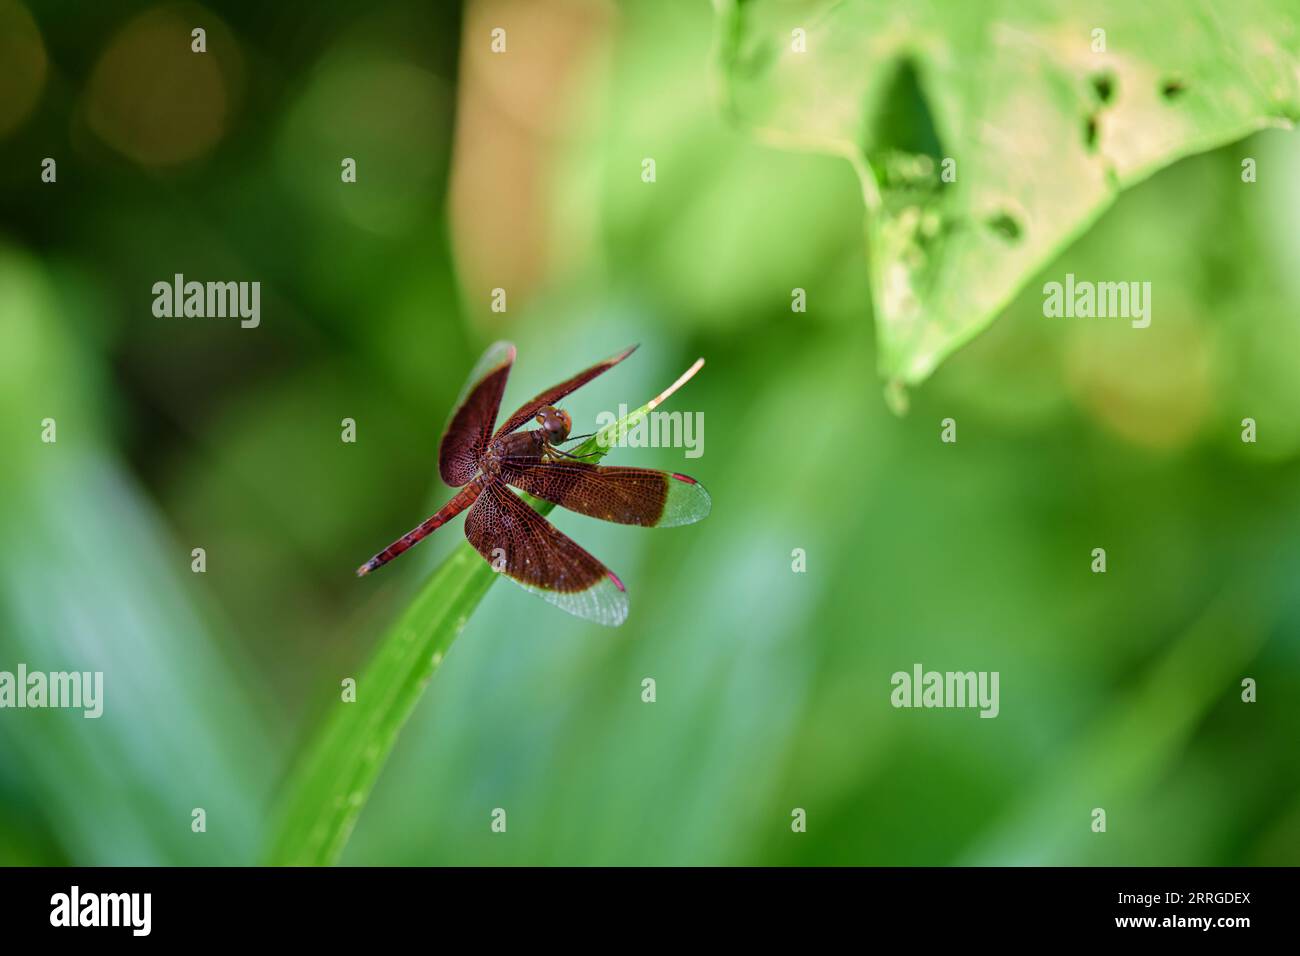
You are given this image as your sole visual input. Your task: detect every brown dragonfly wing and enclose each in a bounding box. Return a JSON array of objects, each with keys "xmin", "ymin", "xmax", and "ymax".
[
  {"xmin": 438, "ymin": 341, "xmax": 516, "ymax": 486},
  {"xmin": 502, "ymin": 461, "xmax": 710, "ymax": 527},
  {"xmin": 492, "ymin": 344, "xmax": 636, "ymax": 439},
  {"xmin": 464, "ymin": 480, "xmax": 629, "ymax": 627}
]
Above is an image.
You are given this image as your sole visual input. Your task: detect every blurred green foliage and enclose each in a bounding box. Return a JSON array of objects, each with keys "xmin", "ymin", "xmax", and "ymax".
[{"xmin": 0, "ymin": 0, "xmax": 1297, "ymax": 866}]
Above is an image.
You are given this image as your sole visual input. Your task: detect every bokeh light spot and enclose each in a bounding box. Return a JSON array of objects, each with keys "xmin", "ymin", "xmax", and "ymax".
[
  {"xmin": 1065, "ymin": 307, "xmax": 1214, "ymax": 452},
  {"xmin": 0, "ymin": 0, "xmax": 48, "ymax": 139},
  {"xmin": 83, "ymin": 4, "xmax": 242, "ymax": 167},
  {"xmin": 277, "ymin": 50, "xmax": 449, "ymax": 236}
]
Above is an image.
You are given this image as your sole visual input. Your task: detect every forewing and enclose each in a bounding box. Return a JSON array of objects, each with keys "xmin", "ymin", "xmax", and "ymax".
[
  {"xmin": 464, "ymin": 481, "xmax": 629, "ymax": 627},
  {"xmin": 438, "ymin": 341, "xmax": 515, "ymax": 486},
  {"xmin": 502, "ymin": 461, "xmax": 710, "ymax": 527},
  {"xmin": 492, "ymin": 344, "xmax": 636, "ymax": 439}
]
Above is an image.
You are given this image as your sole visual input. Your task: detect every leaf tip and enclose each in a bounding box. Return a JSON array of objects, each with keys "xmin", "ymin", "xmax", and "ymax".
[{"xmin": 884, "ymin": 380, "xmax": 910, "ymax": 417}]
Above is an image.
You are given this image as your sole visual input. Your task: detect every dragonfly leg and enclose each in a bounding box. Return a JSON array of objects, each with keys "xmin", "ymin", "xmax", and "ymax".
[{"xmin": 548, "ymin": 445, "xmax": 601, "ymax": 462}]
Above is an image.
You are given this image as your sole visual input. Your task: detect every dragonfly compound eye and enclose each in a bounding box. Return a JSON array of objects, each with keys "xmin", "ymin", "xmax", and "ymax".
[{"xmin": 539, "ymin": 406, "xmax": 571, "ymax": 441}]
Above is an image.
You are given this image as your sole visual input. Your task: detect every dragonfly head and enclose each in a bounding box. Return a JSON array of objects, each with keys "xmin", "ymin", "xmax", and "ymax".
[{"xmin": 536, "ymin": 406, "xmax": 572, "ymax": 444}]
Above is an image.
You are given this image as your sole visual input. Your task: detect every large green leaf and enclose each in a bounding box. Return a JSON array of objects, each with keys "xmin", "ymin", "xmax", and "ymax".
[{"xmin": 714, "ymin": 0, "xmax": 1300, "ymax": 404}]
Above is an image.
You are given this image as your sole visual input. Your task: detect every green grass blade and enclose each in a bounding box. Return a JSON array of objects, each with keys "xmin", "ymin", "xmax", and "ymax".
[{"xmin": 265, "ymin": 357, "xmax": 705, "ymax": 866}]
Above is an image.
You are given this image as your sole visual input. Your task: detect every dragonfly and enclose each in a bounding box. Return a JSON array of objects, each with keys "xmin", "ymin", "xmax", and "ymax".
[{"xmin": 356, "ymin": 342, "xmax": 710, "ymax": 626}]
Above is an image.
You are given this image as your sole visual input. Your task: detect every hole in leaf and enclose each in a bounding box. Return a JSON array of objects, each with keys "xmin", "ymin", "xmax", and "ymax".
[
  {"xmin": 1161, "ymin": 78, "xmax": 1187, "ymax": 100},
  {"xmin": 866, "ymin": 58, "xmax": 945, "ymax": 187},
  {"xmin": 986, "ymin": 212, "xmax": 1022, "ymax": 241},
  {"xmin": 1090, "ymin": 72, "xmax": 1115, "ymax": 104}
]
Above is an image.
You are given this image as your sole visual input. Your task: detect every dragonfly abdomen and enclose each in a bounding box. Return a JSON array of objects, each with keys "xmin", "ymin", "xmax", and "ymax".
[{"xmin": 356, "ymin": 480, "xmax": 485, "ymax": 576}]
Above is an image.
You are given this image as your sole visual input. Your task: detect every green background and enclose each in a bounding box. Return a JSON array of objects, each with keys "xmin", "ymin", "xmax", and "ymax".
[{"xmin": 1, "ymin": 0, "xmax": 1298, "ymax": 865}]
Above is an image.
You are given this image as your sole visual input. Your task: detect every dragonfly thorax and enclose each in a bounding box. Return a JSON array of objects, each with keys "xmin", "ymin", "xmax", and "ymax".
[{"xmin": 481, "ymin": 429, "xmax": 547, "ymax": 476}]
